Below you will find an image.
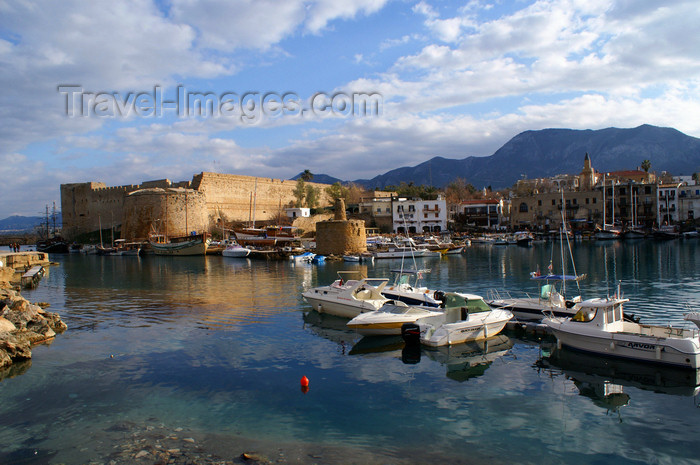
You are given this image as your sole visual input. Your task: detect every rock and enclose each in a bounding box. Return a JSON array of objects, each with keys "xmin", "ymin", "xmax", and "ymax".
[
  {"xmin": 134, "ymin": 450, "xmax": 149, "ymax": 459},
  {"xmin": 0, "ymin": 317, "xmax": 16, "ymax": 332},
  {"xmin": 0, "ymin": 332, "xmax": 32, "ymax": 360},
  {"xmin": 240, "ymin": 452, "xmax": 269, "ymax": 463}
]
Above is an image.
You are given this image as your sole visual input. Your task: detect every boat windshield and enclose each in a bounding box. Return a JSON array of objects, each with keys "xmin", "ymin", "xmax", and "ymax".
[
  {"xmin": 572, "ymin": 306, "xmax": 597, "ymax": 323},
  {"xmin": 443, "ymin": 294, "xmax": 491, "ymax": 314}
]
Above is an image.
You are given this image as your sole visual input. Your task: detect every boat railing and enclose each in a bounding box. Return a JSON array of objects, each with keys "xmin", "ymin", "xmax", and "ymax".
[{"xmin": 487, "ymin": 288, "xmax": 512, "ymax": 301}]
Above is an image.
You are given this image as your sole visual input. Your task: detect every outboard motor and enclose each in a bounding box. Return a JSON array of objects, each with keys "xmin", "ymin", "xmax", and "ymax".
[{"xmin": 401, "ymin": 322, "xmax": 421, "ymax": 344}]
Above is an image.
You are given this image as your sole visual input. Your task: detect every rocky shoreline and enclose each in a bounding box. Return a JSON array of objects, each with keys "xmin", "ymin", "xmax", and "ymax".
[{"xmin": 0, "ymin": 286, "xmax": 67, "ymax": 374}]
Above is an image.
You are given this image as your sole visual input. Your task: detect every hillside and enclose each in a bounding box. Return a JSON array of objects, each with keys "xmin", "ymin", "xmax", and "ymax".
[{"xmin": 351, "ymin": 125, "xmax": 700, "ymax": 189}]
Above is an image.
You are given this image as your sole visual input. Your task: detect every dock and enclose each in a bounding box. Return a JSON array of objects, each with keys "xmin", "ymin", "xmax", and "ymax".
[{"xmin": 0, "ymin": 251, "xmax": 51, "ymax": 288}]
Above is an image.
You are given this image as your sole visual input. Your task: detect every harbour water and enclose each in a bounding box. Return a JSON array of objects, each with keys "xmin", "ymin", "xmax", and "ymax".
[{"xmin": 2, "ymin": 240, "xmax": 700, "ymax": 464}]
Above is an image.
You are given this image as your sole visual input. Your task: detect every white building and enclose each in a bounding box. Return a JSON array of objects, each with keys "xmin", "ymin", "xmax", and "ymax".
[
  {"xmin": 393, "ymin": 196, "xmax": 447, "ymax": 234},
  {"xmin": 679, "ymin": 183, "xmax": 700, "ymax": 222},
  {"xmin": 657, "ymin": 183, "xmax": 682, "ymax": 224},
  {"xmin": 285, "ymin": 207, "xmax": 310, "ymax": 219}
]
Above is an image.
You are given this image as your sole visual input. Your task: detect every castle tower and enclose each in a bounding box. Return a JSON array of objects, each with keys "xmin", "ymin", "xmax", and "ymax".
[
  {"xmin": 315, "ymin": 198, "xmax": 367, "ymax": 256},
  {"xmin": 579, "ymin": 152, "xmax": 596, "ymax": 190}
]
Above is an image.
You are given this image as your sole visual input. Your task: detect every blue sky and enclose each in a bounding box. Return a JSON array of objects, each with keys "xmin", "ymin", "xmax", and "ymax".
[{"xmin": 1, "ymin": 0, "xmax": 700, "ymax": 218}]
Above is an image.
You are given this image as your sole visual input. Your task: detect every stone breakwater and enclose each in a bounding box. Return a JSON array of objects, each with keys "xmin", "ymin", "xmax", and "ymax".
[{"xmin": 0, "ymin": 287, "xmax": 67, "ymax": 372}]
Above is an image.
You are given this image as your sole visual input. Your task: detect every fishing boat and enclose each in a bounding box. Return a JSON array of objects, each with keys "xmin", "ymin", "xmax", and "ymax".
[
  {"xmin": 381, "ymin": 268, "xmax": 443, "ymax": 307},
  {"xmin": 346, "ymin": 300, "xmax": 443, "ymax": 336},
  {"xmin": 149, "ymin": 233, "xmax": 209, "ymax": 256},
  {"xmin": 401, "ymin": 292, "xmax": 513, "ymax": 347},
  {"xmin": 542, "ymin": 291, "xmax": 700, "ymax": 369},
  {"xmin": 301, "ymin": 271, "xmax": 390, "ymax": 319},
  {"xmin": 221, "ymin": 241, "xmax": 251, "ymax": 258}
]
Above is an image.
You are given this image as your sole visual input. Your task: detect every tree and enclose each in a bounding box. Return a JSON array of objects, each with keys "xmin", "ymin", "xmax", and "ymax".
[
  {"xmin": 293, "ymin": 179, "xmax": 306, "ymax": 207},
  {"xmin": 305, "ymin": 184, "xmax": 320, "ymax": 208},
  {"xmin": 444, "ymin": 178, "xmax": 476, "ymax": 205},
  {"xmin": 692, "ymin": 171, "xmax": 699, "ymax": 184},
  {"xmin": 300, "ymin": 169, "xmax": 314, "ymax": 181},
  {"xmin": 325, "ymin": 182, "xmax": 348, "ymax": 201},
  {"xmin": 641, "ymin": 159, "xmax": 651, "ymax": 173}
]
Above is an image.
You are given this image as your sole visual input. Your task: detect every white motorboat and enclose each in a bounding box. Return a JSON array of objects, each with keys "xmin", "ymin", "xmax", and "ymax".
[
  {"xmin": 487, "ymin": 273, "xmax": 585, "ymax": 322},
  {"xmin": 402, "ymin": 292, "xmax": 513, "ymax": 347},
  {"xmin": 222, "ymin": 242, "xmax": 251, "ymax": 258},
  {"xmin": 346, "ymin": 300, "xmax": 443, "ymax": 336},
  {"xmin": 374, "ymin": 237, "xmax": 437, "ymax": 259},
  {"xmin": 381, "ymin": 268, "xmax": 443, "ymax": 307},
  {"xmin": 543, "ymin": 296, "xmax": 700, "ymax": 369},
  {"xmin": 301, "ymin": 272, "xmax": 390, "ymax": 319}
]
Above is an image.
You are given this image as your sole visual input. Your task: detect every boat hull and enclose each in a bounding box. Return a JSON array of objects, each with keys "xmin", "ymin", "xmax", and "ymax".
[
  {"xmin": 150, "ymin": 239, "xmax": 207, "ymax": 256},
  {"xmin": 420, "ymin": 310, "xmax": 512, "ymax": 347},
  {"xmin": 302, "ymin": 293, "xmax": 383, "ymax": 319},
  {"xmin": 544, "ymin": 320, "xmax": 700, "ymax": 369}
]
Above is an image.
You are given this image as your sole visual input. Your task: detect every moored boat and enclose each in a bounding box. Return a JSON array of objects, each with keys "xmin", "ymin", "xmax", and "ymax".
[
  {"xmin": 346, "ymin": 300, "xmax": 443, "ymax": 336},
  {"xmin": 222, "ymin": 241, "xmax": 251, "ymax": 258},
  {"xmin": 381, "ymin": 268, "xmax": 443, "ymax": 307},
  {"xmin": 149, "ymin": 233, "xmax": 209, "ymax": 256},
  {"xmin": 301, "ymin": 272, "xmax": 390, "ymax": 319},
  {"xmin": 543, "ymin": 296, "xmax": 700, "ymax": 369},
  {"xmin": 402, "ymin": 292, "xmax": 513, "ymax": 347}
]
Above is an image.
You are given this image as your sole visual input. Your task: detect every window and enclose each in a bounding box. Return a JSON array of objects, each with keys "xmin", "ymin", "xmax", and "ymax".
[
  {"xmin": 585, "ymin": 198, "xmax": 589, "ymax": 204},
  {"xmin": 593, "ymin": 198, "xmax": 597, "ymax": 204},
  {"xmin": 408, "ymin": 205, "xmax": 415, "ymax": 212},
  {"xmin": 551, "ymin": 199, "xmax": 556, "ymax": 206},
  {"xmin": 538, "ymin": 200, "xmax": 542, "ymax": 206},
  {"xmin": 519, "ymin": 202, "xmax": 528, "ymax": 213}
]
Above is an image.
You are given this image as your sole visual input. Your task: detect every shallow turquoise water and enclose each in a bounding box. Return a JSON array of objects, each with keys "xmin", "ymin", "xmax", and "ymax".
[{"xmin": 2, "ymin": 240, "xmax": 700, "ymax": 464}]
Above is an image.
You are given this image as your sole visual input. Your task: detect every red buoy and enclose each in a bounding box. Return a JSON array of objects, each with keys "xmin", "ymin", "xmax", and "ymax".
[{"xmin": 300, "ymin": 376, "xmax": 309, "ymax": 387}]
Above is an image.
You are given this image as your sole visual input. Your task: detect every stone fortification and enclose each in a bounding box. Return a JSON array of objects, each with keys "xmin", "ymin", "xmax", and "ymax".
[
  {"xmin": 61, "ymin": 179, "xmax": 181, "ymax": 240},
  {"xmin": 191, "ymin": 172, "xmax": 331, "ymax": 224},
  {"xmin": 61, "ymin": 173, "xmax": 332, "ymax": 241},
  {"xmin": 122, "ymin": 188, "xmax": 208, "ymax": 240},
  {"xmin": 315, "ymin": 199, "xmax": 367, "ymax": 255}
]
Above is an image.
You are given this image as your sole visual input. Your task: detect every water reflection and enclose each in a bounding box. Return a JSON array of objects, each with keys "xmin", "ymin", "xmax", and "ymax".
[
  {"xmin": 538, "ymin": 344, "xmax": 700, "ymax": 401},
  {"xmin": 302, "ymin": 310, "xmax": 361, "ymax": 354},
  {"xmin": 411, "ymin": 334, "xmax": 514, "ymax": 382}
]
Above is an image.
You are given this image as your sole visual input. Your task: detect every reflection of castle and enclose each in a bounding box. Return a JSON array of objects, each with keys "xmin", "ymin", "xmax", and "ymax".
[{"xmin": 61, "ymin": 172, "xmax": 331, "ymax": 240}]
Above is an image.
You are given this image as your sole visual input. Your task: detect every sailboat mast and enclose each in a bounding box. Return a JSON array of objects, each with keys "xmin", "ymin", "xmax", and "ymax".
[
  {"xmin": 560, "ymin": 190, "xmax": 566, "ymax": 296},
  {"xmin": 252, "ymin": 178, "xmax": 257, "ymax": 228},
  {"xmin": 99, "ymin": 215, "xmax": 103, "ymax": 247},
  {"xmin": 602, "ymin": 174, "xmax": 606, "ymax": 229}
]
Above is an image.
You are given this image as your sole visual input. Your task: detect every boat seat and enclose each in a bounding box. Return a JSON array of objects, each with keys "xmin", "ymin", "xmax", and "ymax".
[{"xmin": 355, "ymin": 289, "xmax": 372, "ymax": 300}]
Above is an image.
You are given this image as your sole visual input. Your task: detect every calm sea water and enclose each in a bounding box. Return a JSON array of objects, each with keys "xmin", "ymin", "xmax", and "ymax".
[{"xmin": 2, "ymin": 240, "xmax": 700, "ymax": 464}]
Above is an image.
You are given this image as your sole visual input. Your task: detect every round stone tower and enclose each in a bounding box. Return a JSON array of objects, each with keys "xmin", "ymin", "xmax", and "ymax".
[
  {"xmin": 315, "ymin": 198, "xmax": 367, "ymax": 256},
  {"xmin": 122, "ymin": 187, "xmax": 208, "ymax": 240}
]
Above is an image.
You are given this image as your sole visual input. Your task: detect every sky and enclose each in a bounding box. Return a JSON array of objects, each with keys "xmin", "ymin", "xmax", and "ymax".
[{"xmin": 1, "ymin": 0, "xmax": 700, "ymax": 219}]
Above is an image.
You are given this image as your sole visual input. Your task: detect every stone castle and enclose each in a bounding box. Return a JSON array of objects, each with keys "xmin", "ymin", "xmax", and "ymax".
[{"xmin": 61, "ymin": 172, "xmax": 332, "ymax": 240}]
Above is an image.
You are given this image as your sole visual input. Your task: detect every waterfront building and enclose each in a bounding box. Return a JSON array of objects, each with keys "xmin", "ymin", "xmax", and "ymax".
[
  {"xmin": 679, "ymin": 183, "xmax": 700, "ymax": 222},
  {"xmin": 459, "ymin": 199, "xmax": 506, "ymax": 229},
  {"xmin": 393, "ymin": 196, "xmax": 447, "ymax": 233},
  {"xmin": 657, "ymin": 183, "xmax": 683, "ymax": 225}
]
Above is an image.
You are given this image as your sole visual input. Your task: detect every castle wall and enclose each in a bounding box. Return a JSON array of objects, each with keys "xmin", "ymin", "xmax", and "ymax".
[
  {"xmin": 191, "ymin": 172, "xmax": 332, "ymax": 224},
  {"xmin": 122, "ymin": 188, "xmax": 208, "ymax": 240},
  {"xmin": 60, "ymin": 182, "xmax": 140, "ymax": 240},
  {"xmin": 61, "ymin": 173, "xmax": 333, "ymax": 241}
]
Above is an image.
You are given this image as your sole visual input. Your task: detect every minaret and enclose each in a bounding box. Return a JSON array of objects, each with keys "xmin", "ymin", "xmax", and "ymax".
[{"xmin": 580, "ymin": 152, "xmax": 595, "ymax": 190}]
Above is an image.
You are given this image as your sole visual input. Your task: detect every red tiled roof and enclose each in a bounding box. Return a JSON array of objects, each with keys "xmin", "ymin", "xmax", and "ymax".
[{"xmin": 461, "ymin": 199, "xmax": 499, "ymax": 205}]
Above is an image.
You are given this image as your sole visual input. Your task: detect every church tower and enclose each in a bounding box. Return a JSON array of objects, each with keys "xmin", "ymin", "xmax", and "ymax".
[{"xmin": 579, "ymin": 152, "xmax": 596, "ymax": 190}]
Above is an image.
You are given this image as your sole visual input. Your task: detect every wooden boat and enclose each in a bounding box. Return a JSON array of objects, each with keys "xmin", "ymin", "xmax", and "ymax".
[{"xmin": 149, "ymin": 233, "xmax": 209, "ymax": 256}]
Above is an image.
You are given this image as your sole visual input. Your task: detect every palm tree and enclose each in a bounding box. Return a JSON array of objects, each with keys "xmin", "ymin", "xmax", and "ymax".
[
  {"xmin": 641, "ymin": 159, "xmax": 651, "ymax": 173},
  {"xmin": 300, "ymin": 169, "xmax": 314, "ymax": 181}
]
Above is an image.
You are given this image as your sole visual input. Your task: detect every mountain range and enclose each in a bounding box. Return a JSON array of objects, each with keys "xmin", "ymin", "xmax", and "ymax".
[{"xmin": 295, "ymin": 124, "xmax": 700, "ymax": 190}]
